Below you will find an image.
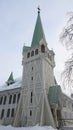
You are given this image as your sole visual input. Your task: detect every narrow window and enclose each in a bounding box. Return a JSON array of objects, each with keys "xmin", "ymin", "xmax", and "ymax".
[
  {"xmin": 30, "ymin": 92, "xmax": 33, "ymax": 103},
  {"xmin": 7, "ymin": 109, "xmax": 10, "ymax": 117},
  {"xmin": 31, "ymin": 51, "xmax": 34, "ymax": 56},
  {"xmin": 51, "ymin": 108, "xmax": 54, "ymax": 118},
  {"xmin": 1, "ymin": 109, "xmax": 4, "ymax": 119},
  {"xmin": 3, "ymin": 96, "xmax": 7, "ymax": 105},
  {"xmin": 30, "ymin": 110, "xmax": 32, "ymax": 116},
  {"xmin": 31, "ymin": 77, "xmax": 33, "ymax": 80},
  {"xmin": 41, "ymin": 45, "xmax": 45, "ymax": 53},
  {"xmin": 72, "ymin": 103, "xmax": 73, "ymax": 111},
  {"xmin": 32, "ymin": 67, "xmax": 33, "ymax": 71},
  {"xmin": 13, "ymin": 94, "xmax": 16, "ymax": 104},
  {"xmin": 27, "ymin": 52, "xmax": 30, "ymax": 58},
  {"xmin": 0, "ymin": 96, "xmax": 3, "ymax": 105},
  {"xmin": 31, "ymin": 92, "xmax": 33, "ymax": 97},
  {"xmin": 31, "ymin": 98, "xmax": 32, "ymax": 103},
  {"xmin": 9, "ymin": 95, "xmax": 12, "ymax": 104},
  {"xmin": 11, "ymin": 108, "xmax": 14, "ymax": 117},
  {"xmin": 35, "ymin": 49, "xmax": 38, "ymax": 55},
  {"xmin": 17, "ymin": 93, "xmax": 20, "ymax": 103}
]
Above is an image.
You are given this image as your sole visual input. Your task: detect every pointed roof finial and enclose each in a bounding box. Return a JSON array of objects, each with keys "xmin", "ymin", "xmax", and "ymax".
[
  {"xmin": 6, "ymin": 72, "xmax": 15, "ymax": 86},
  {"xmin": 31, "ymin": 6, "xmax": 46, "ymax": 47},
  {"xmin": 37, "ymin": 6, "xmax": 40, "ymax": 14}
]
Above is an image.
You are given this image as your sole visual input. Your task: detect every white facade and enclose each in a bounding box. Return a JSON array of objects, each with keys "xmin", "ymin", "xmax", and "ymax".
[{"xmin": 21, "ymin": 40, "xmax": 55, "ymax": 126}]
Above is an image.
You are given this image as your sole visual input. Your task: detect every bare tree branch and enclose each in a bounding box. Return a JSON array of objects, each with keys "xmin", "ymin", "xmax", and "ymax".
[
  {"xmin": 60, "ymin": 12, "xmax": 73, "ymax": 88},
  {"xmin": 61, "ymin": 54, "xmax": 73, "ymax": 88},
  {"xmin": 60, "ymin": 12, "xmax": 73, "ymax": 50}
]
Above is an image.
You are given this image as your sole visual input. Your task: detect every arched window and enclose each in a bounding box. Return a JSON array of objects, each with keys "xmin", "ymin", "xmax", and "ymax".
[
  {"xmin": 31, "ymin": 51, "xmax": 34, "ymax": 56},
  {"xmin": 27, "ymin": 52, "xmax": 30, "ymax": 58},
  {"xmin": 35, "ymin": 49, "xmax": 38, "ymax": 55},
  {"xmin": 41, "ymin": 45, "xmax": 45, "ymax": 53}
]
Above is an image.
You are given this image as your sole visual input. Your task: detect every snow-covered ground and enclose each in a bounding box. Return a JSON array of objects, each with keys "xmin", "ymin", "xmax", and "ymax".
[{"xmin": 0, "ymin": 125, "xmax": 56, "ymax": 130}]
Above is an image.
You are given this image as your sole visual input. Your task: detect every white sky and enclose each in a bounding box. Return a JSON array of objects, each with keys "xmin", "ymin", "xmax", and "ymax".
[{"xmin": 0, "ymin": 0, "xmax": 73, "ymax": 94}]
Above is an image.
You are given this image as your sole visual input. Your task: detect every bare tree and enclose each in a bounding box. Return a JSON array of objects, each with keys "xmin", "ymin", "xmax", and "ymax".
[{"xmin": 60, "ymin": 12, "xmax": 73, "ymax": 88}]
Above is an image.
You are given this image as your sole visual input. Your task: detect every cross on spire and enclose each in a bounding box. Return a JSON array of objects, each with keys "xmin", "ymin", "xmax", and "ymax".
[
  {"xmin": 37, "ymin": 6, "xmax": 40, "ymax": 14},
  {"xmin": 31, "ymin": 6, "xmax": 46, "ymax": 47}
]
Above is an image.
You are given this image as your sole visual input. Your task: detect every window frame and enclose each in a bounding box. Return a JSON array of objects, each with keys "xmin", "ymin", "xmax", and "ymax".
[
  {"xmin": 35, "ymin": 49, "xmax": 38, "ymax": 55},
  {"xmin": 30, "ymin": 110, "xmax": 32, "ymax": 116},
  {"xmin": 31, "ymin": 51, "xmax": 34, "ymax": 57},
  {"xmin": 3, "ymin": 96, "xmax": 7, "ymax": 105},
  {"xmin": 1, "ymin": 109, "xmax": 4, "ymax": 119},
  {"xmin": 41, "ymin": 44, "xmax": 45, "ymax": 53},
  {"xmin": 27, "ymin": 52, "xmax": 30, "ymax": 58},
  {"xmin": 7, "ymin": 109, "xmax": 10, "ymax": 118},
  {"xmin": 11, "ymin": 108, "xmax": 14, "ymax": 117},
  {"xmin": 13, "ymin": 94, "xmax": 16, "ymax": 104},
  {"xmin": 9, "ymin": 95, "xmax": 12, "ymax": 104}
]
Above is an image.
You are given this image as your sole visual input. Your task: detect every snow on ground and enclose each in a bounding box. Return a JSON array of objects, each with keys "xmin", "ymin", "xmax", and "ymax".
[{"xmin": 0, "ymin": 125, "xmax": 56, "ymax": 130}]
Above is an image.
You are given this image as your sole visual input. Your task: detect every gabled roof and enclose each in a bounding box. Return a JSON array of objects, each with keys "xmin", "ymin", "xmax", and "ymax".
[
  {"xmin": 31, "ymin": 11, "xmax": 46, "ymax": 47},
  {"xmin": 6, "ymin": 72, "xmax": 15, "ymax": 86}
]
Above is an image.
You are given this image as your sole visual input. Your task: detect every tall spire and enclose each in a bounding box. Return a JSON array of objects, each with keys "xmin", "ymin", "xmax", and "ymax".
[{"xmin": 31, "ymin": 8, "xmax": 46, "ymax": 47}]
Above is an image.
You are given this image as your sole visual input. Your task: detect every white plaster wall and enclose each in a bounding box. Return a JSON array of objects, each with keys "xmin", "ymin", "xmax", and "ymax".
[
  {"xmin": 43, "ymin": 58, "xmax": 55, "ymax": 93},
  {"xmin": 22, "ymin": 57, "xmax": 43, "ymax": 126}
]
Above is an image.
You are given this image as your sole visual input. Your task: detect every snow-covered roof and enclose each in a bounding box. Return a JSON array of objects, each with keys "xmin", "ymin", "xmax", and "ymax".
[{"xmin": 0, "ymin": 78, "xmax": 22, "ymax": 92}]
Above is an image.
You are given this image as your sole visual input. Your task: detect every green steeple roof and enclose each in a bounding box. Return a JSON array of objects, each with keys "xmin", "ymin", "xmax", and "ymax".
[
  {"xmin": 48, "ymin": 85, "xmax": 63, "ymax": 107},
  {"xmin": 6, "ymin": 72, "xmax": 15, "ymax": 86},
  {"xmin": 31, "ymin": 11, "xmax": 46, "ymax": 47}
]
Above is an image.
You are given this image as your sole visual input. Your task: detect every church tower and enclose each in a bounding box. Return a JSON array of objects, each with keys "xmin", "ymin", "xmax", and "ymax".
[{"xmin": 13, "ymin": 9, "xmax": 55, "ymax": 127}]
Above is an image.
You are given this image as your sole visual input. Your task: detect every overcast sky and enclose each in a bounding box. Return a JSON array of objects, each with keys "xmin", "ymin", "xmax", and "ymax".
[{"xmin": 0, "ymin": 0, "xmax": 73, "ymax": 93}]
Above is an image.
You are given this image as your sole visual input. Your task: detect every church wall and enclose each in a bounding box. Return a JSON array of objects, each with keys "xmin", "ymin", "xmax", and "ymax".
[
  {"xmin": 22, "ymin": 55, "xmax": 44, "ymax": 126},
  {"xmin": 43, "ymin": 57, "xmax": 55, "ymax": 93},
  {"xmin": 0, "ymin": 87, "xmax": 21, "ymax": 125},
  {"xmin": 61, "ymin": 94, "xmax": 73, "ymax": 125},
  {"xmin": 21, "ymin": 40, "xmax": 56, "ymax": 126}
]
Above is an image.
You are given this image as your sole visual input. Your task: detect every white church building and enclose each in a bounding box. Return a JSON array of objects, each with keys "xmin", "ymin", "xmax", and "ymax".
[{"xmin": 0, "ymin": 9, "xmax": 73, "ymax": 128}]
